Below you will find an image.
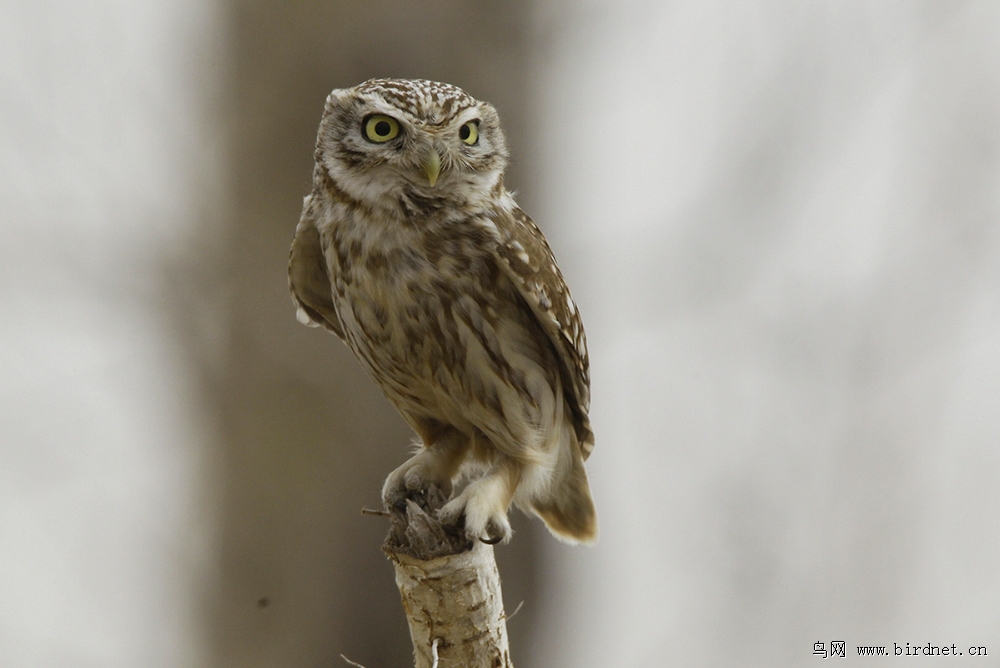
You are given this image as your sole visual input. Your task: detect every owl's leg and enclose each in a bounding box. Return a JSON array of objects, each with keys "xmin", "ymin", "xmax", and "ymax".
[
  {"xmin": 382, "ymin": 425, "xmax": 470, "ymax": 510},
  {"xmin": 438, "ymin": 454, "xmax": 522, "ymax": 544}
]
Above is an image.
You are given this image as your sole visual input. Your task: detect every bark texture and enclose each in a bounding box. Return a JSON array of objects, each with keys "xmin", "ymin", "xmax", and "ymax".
[{"xmin": 384, "ymin": 486, "xmax": 513, "ymax": 668}]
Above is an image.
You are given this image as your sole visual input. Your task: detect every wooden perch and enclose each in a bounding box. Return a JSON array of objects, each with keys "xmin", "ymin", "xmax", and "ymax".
[{"xmin": 383, "ymin": 485, "xmax": 514, "ymax": 668}]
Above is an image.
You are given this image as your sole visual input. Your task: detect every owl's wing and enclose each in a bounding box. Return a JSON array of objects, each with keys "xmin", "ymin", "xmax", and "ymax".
[
  {"xmin": 288, "ymin": 195, "xmax": 344, "ymax": 339},
  {"xmin": 494, "ymin": 206, "xmax": 595, "ymax": 458}
]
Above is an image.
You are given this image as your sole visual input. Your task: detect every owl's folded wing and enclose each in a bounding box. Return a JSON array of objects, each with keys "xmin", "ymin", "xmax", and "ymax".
[
  {"xmin": 288, "ymin": 196, "xmax": 345, "ymax": 339},
  {"xmin": 493, "ymin": 206, "xmax": 595, "ymax": 460}
]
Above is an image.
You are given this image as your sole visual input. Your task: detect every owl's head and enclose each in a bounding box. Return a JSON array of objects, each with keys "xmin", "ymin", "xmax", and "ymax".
[{"xmin": 315, "ymin": 79, "xmax": 509, "ymax": 215}]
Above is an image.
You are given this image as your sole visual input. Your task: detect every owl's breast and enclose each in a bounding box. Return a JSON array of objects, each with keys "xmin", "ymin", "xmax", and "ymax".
[
  {"xmin": 324, "ymin": 214, "xmax": 496, "ymax": 381},
  {"xmin": 323, "ymin": 210, "xmax": 556, "ymax": 439}
]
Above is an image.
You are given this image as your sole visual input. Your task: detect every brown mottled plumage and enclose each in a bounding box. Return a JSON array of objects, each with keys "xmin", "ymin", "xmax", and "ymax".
[{"xmin": 288, "ymin": 79, "xmax": 596, "ymax": 544}]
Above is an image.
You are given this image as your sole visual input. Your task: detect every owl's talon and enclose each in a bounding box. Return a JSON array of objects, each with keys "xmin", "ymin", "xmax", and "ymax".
[
  {"xmin": 438, "ymin": 484, "xmax": 513, "ymax": 544},
  {"xmin": 403, "ymin": 467, "xmax": 431, "ymax": 492},
  {"xmin": 382, "ymin": 453, "xmax": 454, "ymax": 511},
  {"xmin": 485, "ymin": 517, "xmax": 511, "ymax": 544}
]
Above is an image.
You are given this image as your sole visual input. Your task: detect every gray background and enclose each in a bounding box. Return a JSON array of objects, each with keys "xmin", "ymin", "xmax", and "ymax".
[{"xmin": 2, "ymin": 1, "xmax": 998, "ymax": 666}]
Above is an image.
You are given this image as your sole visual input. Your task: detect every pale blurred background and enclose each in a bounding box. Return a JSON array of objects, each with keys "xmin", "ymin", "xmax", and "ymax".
[{"xmin": 2, "ymin": 2, "xmax": 998, "ymax": 666}]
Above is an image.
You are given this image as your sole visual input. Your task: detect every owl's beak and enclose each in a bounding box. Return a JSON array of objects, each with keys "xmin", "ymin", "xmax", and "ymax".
[{"xmin": 422, "ymin": 149, "xmax": 442, "ymax": 187}]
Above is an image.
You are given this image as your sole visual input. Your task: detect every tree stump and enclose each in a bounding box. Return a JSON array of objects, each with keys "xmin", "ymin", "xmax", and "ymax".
[{"xmin": 383, "ymin": 485, "xmax": 514, "ymax": 668}]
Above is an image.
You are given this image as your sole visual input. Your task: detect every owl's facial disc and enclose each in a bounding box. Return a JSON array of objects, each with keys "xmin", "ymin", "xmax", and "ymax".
[{"xmin": 318, "ymin": 86, "xmax": 508, "ymax": 212}]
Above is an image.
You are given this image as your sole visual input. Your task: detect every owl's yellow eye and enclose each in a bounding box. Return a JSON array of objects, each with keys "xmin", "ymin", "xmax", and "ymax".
[
  {"xmin": 363, "ymin": 114, "xmax": 400, "ymax": 143},
  {"xmin": 459, "ymin": 120, "xmax": 479, "ymax": 145}
]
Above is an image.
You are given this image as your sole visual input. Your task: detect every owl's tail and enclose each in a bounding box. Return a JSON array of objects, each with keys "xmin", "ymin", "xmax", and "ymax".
[{"xmin": 530, "ymin": 431, "xmax": 598, "ymax": 545}]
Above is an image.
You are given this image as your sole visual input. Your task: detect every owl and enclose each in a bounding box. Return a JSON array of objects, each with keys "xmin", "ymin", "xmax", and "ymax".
[{"xmin": 288, "ymin": 79, "xmax": 596, "ymax": 545}]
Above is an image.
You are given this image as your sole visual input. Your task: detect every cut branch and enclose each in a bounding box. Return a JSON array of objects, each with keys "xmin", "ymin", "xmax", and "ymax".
[{"xmin": 383, "ymin": 485, "xmax": 514, "ymax": 668}]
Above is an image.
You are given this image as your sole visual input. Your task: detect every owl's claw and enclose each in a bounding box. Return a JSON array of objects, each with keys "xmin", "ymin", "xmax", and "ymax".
[
  {"xmin": 482, "ymin": 516, "xmax": 511, "ymax": 544},
  {"xmin": 438, "ymin": 481, "xmax": 513, "ymax": 545},
  {"xmin": 382, "ymin": 453, "xmax": 453, "ymax": 511}
]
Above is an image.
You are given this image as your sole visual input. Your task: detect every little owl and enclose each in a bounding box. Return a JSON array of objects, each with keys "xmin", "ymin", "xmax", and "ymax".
[{"xmin": 288, "ymin": 78, "xmax": 596, "ymax": 545}]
